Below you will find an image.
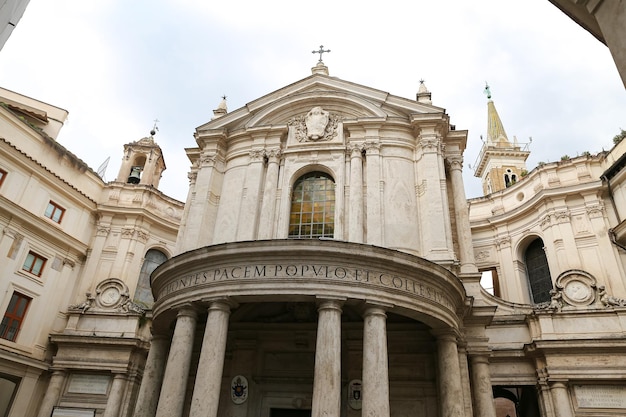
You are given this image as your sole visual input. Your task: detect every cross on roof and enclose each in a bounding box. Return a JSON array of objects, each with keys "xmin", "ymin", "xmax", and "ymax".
[{"xmin": 312, "ymin": 45, "xmax": 330, "ymax": 63}]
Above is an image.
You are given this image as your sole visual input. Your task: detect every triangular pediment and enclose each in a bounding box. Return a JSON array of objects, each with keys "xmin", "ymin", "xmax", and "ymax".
[{"xmin": 196, "ymin": 73, "xmax": 445, "ymax": 134}]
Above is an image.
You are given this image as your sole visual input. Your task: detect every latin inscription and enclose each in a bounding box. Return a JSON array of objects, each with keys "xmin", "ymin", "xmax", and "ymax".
[
  {"xmin": 574, "ymin": 385, "xmax": 626, "ymax": 409},
  {"xmin": 158, "ymin": 263, "xmax": 456, "ymax": 310},
  {"xmin": 67, "ymin": 374, "xmax": 111, "ymax": 395}
]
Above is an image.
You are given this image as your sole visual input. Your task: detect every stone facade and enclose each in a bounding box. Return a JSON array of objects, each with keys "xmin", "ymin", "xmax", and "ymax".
[{"xmin": 0, "ymin": 62, "xmax": 625, "ymax": 417}]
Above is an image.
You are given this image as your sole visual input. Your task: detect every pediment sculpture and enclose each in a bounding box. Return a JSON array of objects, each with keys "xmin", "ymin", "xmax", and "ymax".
[{"xmin": 288, "ymin": 106, "xmax": 341, "ymax": 142}]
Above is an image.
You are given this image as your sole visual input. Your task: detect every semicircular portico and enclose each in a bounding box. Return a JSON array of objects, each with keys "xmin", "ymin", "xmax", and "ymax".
[{"xmin": 151, "ymin": 240, "xmax": 467, "ymax": 331}]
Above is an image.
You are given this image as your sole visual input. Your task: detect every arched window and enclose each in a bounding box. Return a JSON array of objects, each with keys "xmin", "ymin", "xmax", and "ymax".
[
  {"xmin": 524, "ymin": 238, "xmax": 552, "ymax": 304},
  {"xmin": 133, "ymin": 249, "xmax": 168, "ymax": 309},
  {"xmin": 288, "ymin": 172, "xmax": 335, "ymax": 238}
]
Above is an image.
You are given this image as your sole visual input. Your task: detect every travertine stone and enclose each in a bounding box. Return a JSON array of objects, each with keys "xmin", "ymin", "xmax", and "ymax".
[
  {"xmin": 362, "ymin": 306, "xmax": 390, "ymax": 417},
  {"xmin": 550, "ymin": 382, "xmax": 574, "ymax": 417},
  {"xmin": 155, "ymin": 308, "xmax": 198, "ymax": 417},
  {"xmin": 133, "ymin": 335, "xmax": 169, "ymax": 417},
  {"xmin": 102, "ymin": 373, "xmax": 126, "ymax": 417},
  {"xmin": 311, "ymin": 299, "xmax": 344, "ymax": 417},
  {"xmin": 470, "ymin": 355, "xmax": 496, "ymax": 417},
  {"xmin": 36, "ymin": 370, "xmax": 66, "ymax": 417},
  {"xmin": 189, "ymin": 301, "xmax": 232, "ymax": 417},
  {"xmin": 436, "ymin": 331, "xmax": 464, "ymax": 417}
]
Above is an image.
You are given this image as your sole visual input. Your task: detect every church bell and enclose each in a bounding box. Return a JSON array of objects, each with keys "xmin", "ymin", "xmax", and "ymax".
[{"xmin": 127, "ymin": 166, "xmax": 142, "ymax": 184}]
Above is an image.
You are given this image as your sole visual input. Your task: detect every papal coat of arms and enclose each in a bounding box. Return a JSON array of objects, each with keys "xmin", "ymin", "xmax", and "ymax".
[
  {"xmin": 288, "ymin": 106, "xmax": 341, "ymax": 142},
  {"xmin": 231, "ymin": 375, "xmax": 248, "ymax": 404},
  {"xmin": 348, "ymin": 379, "xmax": 362, "ymax": 410}
]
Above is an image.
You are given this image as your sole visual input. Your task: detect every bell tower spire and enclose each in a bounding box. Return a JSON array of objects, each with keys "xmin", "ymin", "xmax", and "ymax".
[
  {"xmin": 473, "ymin": 84, "xmax": 530, "ymax": 195},
  {"xmin": 115, "ymin": 122, "xmax": 166, "ymax": 188}
]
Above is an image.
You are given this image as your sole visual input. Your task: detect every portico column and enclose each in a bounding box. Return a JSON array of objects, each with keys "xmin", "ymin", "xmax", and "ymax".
[
  {"xmin": 133, "ymin": 334, "xmax": 170, "ymax": 417},
  {"xmin": 550, "ymin": 382, "xmax": 574, "ymax": 417},
  {"xmin": 37, "ymin": 369, "xmax": 66, "ymax": 417},
  {"xmin": 258, "ymin": 149, "xmax": 281, "ymax": 239},
  {"xmin": 311, "ymin": 298, "xmax": 344, "ymax": 417},
  {"xmin": 155, "ymin": 307, "xmax": 198, "ymax": 417},
  {"xmin": 103, "ymin": 373, "xmax": 126, "ymax": 417},
  {"xmin": 362, "ymin": 305, "xmax": 390, "ymax": 417},
  {"xmin": 470, "ymin": 355, "xmax": 496, "ymax": 417},
  {"xmin": 189, "ymin": 300, "xmax": 233, "ymax": 417},
  {"xmin": 446, "ymin": 155, "xmax": 477, "ymax": 274},
  {"xmin": 435, "ymin": 330, "xmax": 464, "ymax": 417},
  {"xmin": 349, "ymin": 144, "xmax": 364, "ymax": 243}
]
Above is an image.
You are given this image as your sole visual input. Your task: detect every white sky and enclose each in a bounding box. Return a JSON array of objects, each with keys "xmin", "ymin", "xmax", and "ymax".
[{"xmin": 1, "ymin": 0, "xmax": 624, "ymax": 202}]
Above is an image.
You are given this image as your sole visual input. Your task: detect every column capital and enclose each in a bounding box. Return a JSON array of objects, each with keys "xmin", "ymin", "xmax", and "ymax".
[
  {"xmin": 431, "ymin": 328, "xmax": 461, "ymax": 343},
  {"xmin": 316, "ymin": 297, "xmax": 346, "ymax": 312},
  {"xmin": 176, "ymin": 304, "xmax": 199, "ymax": 320},
  {"xmin": 205, "ymin": 297, "xmax": 237, "ymax": 313},
  {"xmin": 347, "ymin": 143, "xmax": 364, "ymax": 157},
  {"xmin": 445, "ymin": 155, "xmax": 464, "ymax": 171},
  {"xmin": 469, "ymin": 354, "xmax": 491, "ymax": 366}
]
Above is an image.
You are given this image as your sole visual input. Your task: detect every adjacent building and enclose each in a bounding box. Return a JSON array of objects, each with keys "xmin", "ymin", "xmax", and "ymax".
[{"xmin": 0, "ymin": 59, "xmax": 625, "ymax": 417}]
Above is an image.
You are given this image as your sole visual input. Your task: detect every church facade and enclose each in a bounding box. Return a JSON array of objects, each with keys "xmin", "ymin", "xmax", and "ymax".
[{"xmin": 0, "ymin": 61, "xmax": 625, "ymax": 417}]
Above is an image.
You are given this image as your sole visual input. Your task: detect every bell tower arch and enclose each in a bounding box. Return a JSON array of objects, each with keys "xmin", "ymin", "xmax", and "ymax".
[{"xmin": 115, "ymin": 128, "xmax": 166, "ymax": 188}]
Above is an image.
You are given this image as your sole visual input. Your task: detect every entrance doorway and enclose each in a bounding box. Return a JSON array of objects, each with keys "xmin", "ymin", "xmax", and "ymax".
[{"xmin": 270, "ymin": 408, "xmax": 311, "ymax": 417}]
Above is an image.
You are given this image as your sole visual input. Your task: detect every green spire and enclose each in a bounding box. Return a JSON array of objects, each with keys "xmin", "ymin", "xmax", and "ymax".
[{"xmin": 485, "ymin": 83, "xmax": 509, "ymax": 146}]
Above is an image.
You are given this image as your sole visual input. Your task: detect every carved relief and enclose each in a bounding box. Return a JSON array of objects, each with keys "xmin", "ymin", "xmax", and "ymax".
[
  {"xmin": 539, "ymin": 215, "xmax": 551, "ymax": 230},
  {"xmin": 555, "ymin": 210, "xmax": 570, "ymax": 224},
  {"xmin": 363, "ymin": 141, "xmax": 381, "ymax": 154},
  {"xmin": 96, "ymin": 225, "xmax": 111, "ymax": 237},
  {"xmin": 494, "ymin": 236, "xmax": 511, "ymax": 249},
  {"xmin": 474, "ymin": 250, "xmax": 491, "ymax": 261},
  {"xmin": 249, "ymin": 149, "xmax": 265, "ymax": 161},
  {"xmin": 418, "ymin": 136, "xmax": 441, "ymax": 152},
  {"xmin": 445, "ymin": 155, "xmax": 463, "ymax": 171},
  {"xmin": 586, "ymin": 204, "xmax": 604, "ymax": 219},
  {"xmin": 417, "ymin": 179, "xmax": 427, "ymax": 197},
  {"xmin": 288, "ymin": 107, "xmax": 341, "ymax": 142},
  {"xmin": 199, "ymin": 153, "xmax": 219, "ymax": 166},
  {"xmin": 535, "ymin": 270, "xmax": 626, "ymax": 312},
  {"xmin": 69, "ymin": 278, "xmax": 145, "ymax": 315}
]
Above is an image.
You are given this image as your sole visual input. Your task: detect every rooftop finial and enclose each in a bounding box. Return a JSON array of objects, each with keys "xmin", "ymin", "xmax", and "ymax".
[
  {"xmin": 212, "ymin": 95, "xmax": 228, "ymax": 119},
  {"xmin": 484, "ymin": 82, "xmax": 492, "ymax": 100},
  {"xmin": 312, "ymin": 45, "xmax": 330, "ymax": 63},
  {"xmin": 150, "ymin": 119, "xmax": 159, "ymax": 137}
]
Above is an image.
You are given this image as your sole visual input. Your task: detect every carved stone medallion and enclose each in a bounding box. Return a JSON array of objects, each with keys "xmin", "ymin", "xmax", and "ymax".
[{"xmin": 288, "ymin": 107, "xmax": 341, "ymax": 142}]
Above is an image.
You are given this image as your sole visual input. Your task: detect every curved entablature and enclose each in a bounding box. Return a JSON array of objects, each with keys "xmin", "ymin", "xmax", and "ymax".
[
  {"xmin": 151, "ymin": 240, "xmax": 468, "ymax": 332},
  {"xmin": 243, "ymin": 90, "xmax": 391, "ymax": 129}
]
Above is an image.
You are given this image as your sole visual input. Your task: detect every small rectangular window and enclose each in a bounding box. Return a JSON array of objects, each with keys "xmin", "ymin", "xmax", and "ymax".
[
  {"xmin": 22, "ymin": 251, "xmax": 47, "ymax": 277},
  {"xmin": 44, "ymin": 201, "xmax": 65, "ymax": 223},
  {"xmin": 1, "ymin": 292, "xmax": 31, "ymax": 342},
  {"xmin": 0, "ymin": 168, "xmax": 6, "ymax": 188}
]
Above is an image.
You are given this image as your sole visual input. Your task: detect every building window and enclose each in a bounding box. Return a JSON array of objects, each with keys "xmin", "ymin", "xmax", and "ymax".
[
  {"xmin": 44, "ymin": 201, "xmax": 65, "ymax": 223},
  {"xmin": 0, "ymin": 168, "xmax": 6, "ymax": 188},
  {"xmin": 1, "ymin": 292, "xmax": 31, "ymax": 342},
  {"xmin": 22, "ymin": 251, "xmax": 47, "ymax": 277},
  {"xmin": 504, "ymin": 168, "xmax": 517, "ymax": 188},
  {"xmin": 133, "ymin": 249, "xmax": 168, "ymax": 309},
  {"xmin": 288, "ymin": 172, "xmax": 335, "ymax": 239},
  {"xmin": 524, "ymin": 238, "xmax": 552, "ymax": 304}
]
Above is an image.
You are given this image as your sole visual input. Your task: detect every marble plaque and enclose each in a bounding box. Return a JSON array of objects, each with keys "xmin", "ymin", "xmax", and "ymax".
[
  {"xmin": 52, "ymin": 407, "xmax": 96, "ymax": 417},
  {"xmin": 574, "ymin": 385, "xmax": 626, "ymax": 409},
  {"xmin": 67, "ymin": 374, "xmax": 111, "ymax": 395}
]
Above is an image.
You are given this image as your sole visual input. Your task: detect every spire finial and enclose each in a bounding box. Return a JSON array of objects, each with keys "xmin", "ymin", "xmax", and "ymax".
[
  {"xmin": 312, "ymin": 45, "xmax": 330, "ymax": 63},
  {"xmin": 150, "ymin": 119, "xmax": 159, "ymax": 137},
  {"xmin": 484, "ymin": 82, "xmax": 492, "ymax": 100}
]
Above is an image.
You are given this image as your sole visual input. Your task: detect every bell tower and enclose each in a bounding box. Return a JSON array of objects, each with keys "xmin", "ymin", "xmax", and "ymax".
[
  {"xmin": 115, "ymin": 126, "xmax": 166, "ymax": 188},
  {"xmin": 473, "ymin": 84, "xmax": 529, "ymax": 195}
]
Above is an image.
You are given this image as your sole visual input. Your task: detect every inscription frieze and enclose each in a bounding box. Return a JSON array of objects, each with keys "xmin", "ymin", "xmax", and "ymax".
[
  {"xmin": 158, "ymin": 262, "xmax": 456, "ymax": 311},
  {"xmin": 574, "ymin": 385, "xmax": 626, "ymax": 409}
]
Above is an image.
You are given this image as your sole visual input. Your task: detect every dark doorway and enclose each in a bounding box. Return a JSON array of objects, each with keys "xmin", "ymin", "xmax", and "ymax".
[{"xmin": 270, "ymin": 408, "xmax": 311, "ymax": 417}]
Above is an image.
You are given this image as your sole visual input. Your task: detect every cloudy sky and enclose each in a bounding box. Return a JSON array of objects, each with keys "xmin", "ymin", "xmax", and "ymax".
[{"xmin": 1, "ymin": 0, "xmax": 624, "ymax": 202}]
